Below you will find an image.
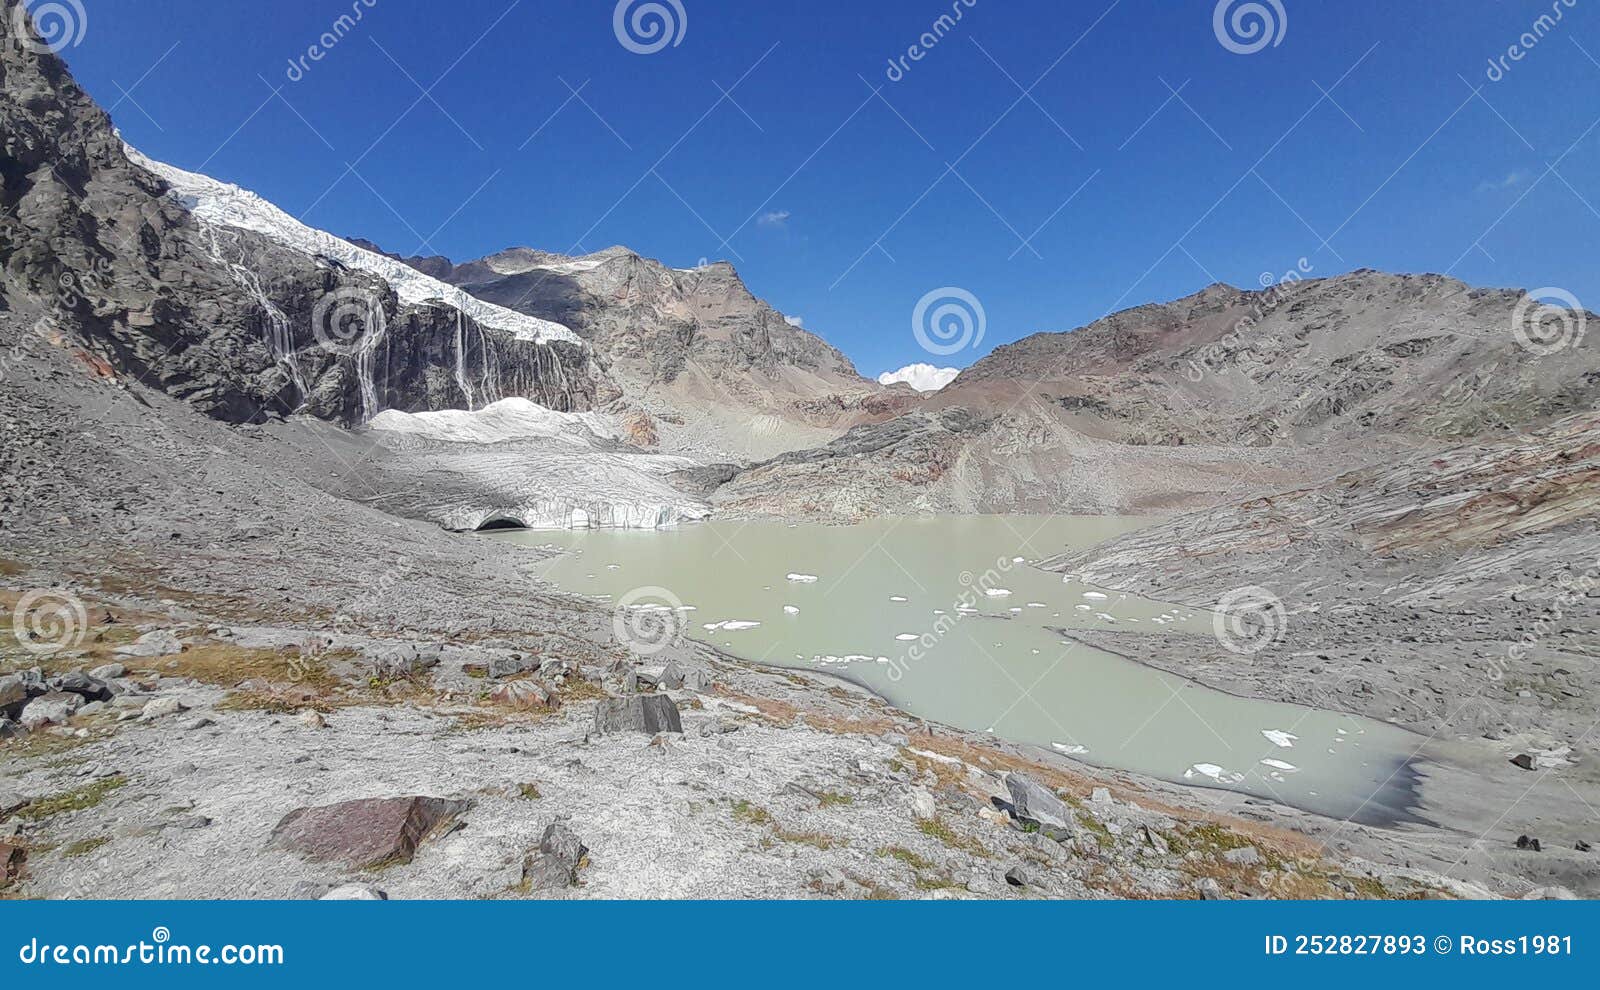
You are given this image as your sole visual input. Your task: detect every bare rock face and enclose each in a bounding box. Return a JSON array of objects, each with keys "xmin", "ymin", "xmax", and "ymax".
[
  {"xmin": 593, "ymin": 695, "xmax": 682, "ymax": 735},
  {"xmin": 267, "ymin": 796, "xmax": 471, "ymax": 870},
  {"xmin": 0, "ymin": 7, "xmax": 604, "ymax": 426}
]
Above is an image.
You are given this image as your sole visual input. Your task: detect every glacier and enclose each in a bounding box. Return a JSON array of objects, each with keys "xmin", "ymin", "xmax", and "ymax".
[{"xmin": 124, "ymin": 144, "xmax": 581, "ymax": 346}]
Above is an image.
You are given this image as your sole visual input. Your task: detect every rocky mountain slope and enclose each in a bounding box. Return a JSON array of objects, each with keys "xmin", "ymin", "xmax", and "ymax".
[
  {"xmin": 360, "ymin": 241, "xmax": 897, "ymax": 459},
  {"xmin": 0, "ymin": 8, "xmax": 604, "ymax": 426},
  {"xmin": 1041, "ymin": 413, "xmax": 1600, "ymax": 893},
  {"xmin": 712, "ymin": 271, "xmax": 1600, "ymax": 518}
]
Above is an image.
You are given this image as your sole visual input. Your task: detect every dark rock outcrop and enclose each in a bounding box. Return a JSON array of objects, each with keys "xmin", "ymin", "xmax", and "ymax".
[
  {"xmin": 593, "ymin": 694, "xmax": 682, "ymax": 735},
  {"xmin": 522, "ymin": 823, "xmax": 587, "ymax": 890},
  {"xmin": 0, "ymin": 5, "xmax": 604, "ymax": 426}
]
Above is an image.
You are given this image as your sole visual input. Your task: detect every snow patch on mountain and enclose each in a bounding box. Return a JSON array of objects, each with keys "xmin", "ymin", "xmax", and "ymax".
[
  {"xmin": 124, "ymin": 145, "xmax": 580, "ymax": 346},
  {"xmin": 877, "ymin": 363, "xmax": 960, "ymax": 392}
]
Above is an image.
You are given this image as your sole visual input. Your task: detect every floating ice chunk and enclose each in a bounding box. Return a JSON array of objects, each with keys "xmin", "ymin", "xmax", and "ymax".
[
  {"xmin": 1074, "ymin": 604, "xmax": 1093, "ymax": 611},
  {"xmin": 985, "ymin": 588, "xmax": 1012, "ymax": 598},
  {"xmin": 1052, "ymin": 743, "xmax": 1089, "ymax": 756},
  {"xmin": 1094, "ymin": 612, "xmax": 1116, "ymax": 622},
  {"xmin": 1260, "ymin": 758, "xmax": 1298, "ymax": 772},
  {"xmin": 783, "ymin": 605, "xmax": 800, "ymax": 615},
  {"xmin": 1082, "ymin": 591, "xmax": 1109, "ymax": 601},
  {"xmin": 1184, "ymin": 763, "xmax": 1245, "ymax": 785},
  {"xmin": 1012, "ymin": 556, "xmax": 1026, "ymax": 563},
  {"xmin": 889, "ymin": 596, "xmax": 908, "ymax": 602},
  {"xmin": 1261, "ymin": 729, "xmax": 1298, "ymax": 749},
  {"xmin": 1026, "ymin": 602, "xmax": 1046, "ymax": 608},
  {"xmin": 786, "ymin": 573, "xmax": 819, "ymax": 583},
  {"xmin": 895, "ymin": 634, "xmax": 919, "ymax": 642},
  {"xmin": 720, "ymin": 620, "xmax": 761, "ymax": 631}
]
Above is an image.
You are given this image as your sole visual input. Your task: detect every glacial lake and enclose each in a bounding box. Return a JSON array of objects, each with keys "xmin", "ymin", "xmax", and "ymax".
[{"xmin": 491, "ymin": 516, "xmax": 1421, "ymax": 823}]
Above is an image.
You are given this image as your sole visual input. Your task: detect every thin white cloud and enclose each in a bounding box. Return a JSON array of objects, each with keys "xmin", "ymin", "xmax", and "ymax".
[
  {"xmin": 1477, "ymin": 170, "xmax": 1531, "ymax": 193},
  {"xmin": 758, "ymin": 209, "xmax": 791, "ymax": 228},
  {"xmin": 877, "ymin": 363, "xmax": 960, "ymax": 392}
]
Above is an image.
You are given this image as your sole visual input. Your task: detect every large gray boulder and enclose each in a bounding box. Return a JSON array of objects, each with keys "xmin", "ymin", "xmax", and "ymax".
[
  {"xmin": 1004, "ymin": 773, "xmax": 1076, "ymax": 840},
  {"xmin": 593, "ymin": 695, "xmax": 681, "ymax": 735},
  {"xmin": 19, "ymin": 691, "xmax": 82, "ymax": 730},
  {"xmin": 0, "ymin": 675, "xmax": 27, "ymax": 718},
  {"xmin": 522, "ymin": 823, "xmax": 587, "ymax": 891}
]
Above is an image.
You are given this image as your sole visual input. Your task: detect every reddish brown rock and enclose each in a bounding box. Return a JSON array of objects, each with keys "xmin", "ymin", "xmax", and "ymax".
[
  {"xmin": 267, "ymin": 796, "xmax": 470, "ymax": 870},
  {"xmin": 491, "ymin": 680, "xmax": 554, "ymax": 711}
]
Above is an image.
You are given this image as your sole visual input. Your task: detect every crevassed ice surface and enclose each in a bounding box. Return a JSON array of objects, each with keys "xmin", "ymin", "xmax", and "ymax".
[
  {"xmin": 493, "ymin": 517, "xmax": 1422, "ymax": 823},
  {"xmin": 371, "ymin": 401, "xmax": 708, "ymax": 531},
  {"xmin": 124, "ymin": 144, "xmax": 580, "ymax": 346}
]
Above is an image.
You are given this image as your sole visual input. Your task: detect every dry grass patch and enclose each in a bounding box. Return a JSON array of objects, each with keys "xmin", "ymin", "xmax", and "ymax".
[
  {"xmin": 61, "ymin": 836, "xmax": 110, "ymax": 859},
  {"xmin": 918, "ymin": 817, "xmax": 989, "ymax": 858},
  {"xmin": 730, "ymin": 800, "xmax": 774, "ymax": 827},
  {"xmin": 15, "ymin": 776, "xmax": 127, "ymax": 821}
]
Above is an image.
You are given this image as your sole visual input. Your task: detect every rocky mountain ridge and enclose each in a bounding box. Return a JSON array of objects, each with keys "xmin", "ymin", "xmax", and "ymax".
[{"xmin": 0, "ymin": 12, "xmax": 604, "ymax": 426}]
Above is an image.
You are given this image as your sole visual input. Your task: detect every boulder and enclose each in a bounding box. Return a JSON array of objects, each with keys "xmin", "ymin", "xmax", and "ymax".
[
  {"xmin": 321, "ymin": 883, "xmax": 389, "ymax": 901},
  {"xmin": 1515, "ymin": 834, "xmax": 1542, "ymax": 852},
  {"xmin": 1510, "ymin": 753, "xmax": 1536, "ymax": 771},
  {"xmin": 115, "ymin": 630, "xmax": 183, "ymax": 658},
  {"xmin": 1003, "ymin": 773, "xmax": 1074, "ymax": 839},
  {"xmin": 1223, "ymin": 845, "xmax": 1262, "ymax": 867},
  {"xmin": 371, "ymin": 643, "xmax": 442, "ymax": 680},
  {"xmin": 51, "ymin": 672, "xmax": 114, "ymax": 702},
  {"xmin": 268, "ymin": 796, "xmax": 471, "ymax": 870},
  {"xmin": 88, "ymin": 663, "xmax": 126, "ymax": 680},
  {"xmin": 140, "ymin": 697, "xmax": 186, "ymax": 720},
  {"xmin": 19, "ymin": 691, "xmax": 82, "ymax": 729},
  {"xmin": 536, "ymin": 658, "xmax": 576, "ymax": 681},
  {"xmin": 0, "ymin": 789, "xmax": 27, "ymax": 815},
  {"xmin": 488, "ymin": 654, "xmax": 532, "ymax": 679},
  {"xmin": 656, "ymin": 660, "xmax": 685, "ymax": 690},
  {"xmin": 1195, "ymin": 877, "xmax": 1224, "ymax": 900},
  {"xmin": 593, "ymin": 695, "xmax": 681, "ymax": 735},
  {"xmin": 682, "ymin": 670, "xmax": 713, "ymax": 692},
  {"xmin": 0, "ymin": 719, "xmax": 21, "ymax": 742},
  {"xmin": 910, "ymin": 788, "xmax": 937, "ymax": 821},
  {"xmin": 0, "ymin": 675, "xmax": 27, "ymax": 714},
  {"xmin": 491, "ymin": 680, "xmax": 554, "ymax": 710},
  {"xmin": 0, "ymin": 842, "xmax": 23, "ymax": 886},
  {"xmin": 522, "ymin": 823, "xmax": 587, "ymax": 891}
]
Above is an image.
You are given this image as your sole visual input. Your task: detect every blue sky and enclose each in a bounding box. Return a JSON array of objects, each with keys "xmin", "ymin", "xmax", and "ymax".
[{"xmin": 51, "ymin": 0, "xmax": 1600, "ymax": 377}]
